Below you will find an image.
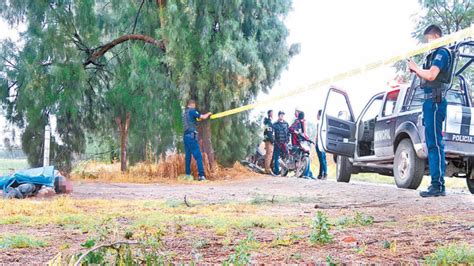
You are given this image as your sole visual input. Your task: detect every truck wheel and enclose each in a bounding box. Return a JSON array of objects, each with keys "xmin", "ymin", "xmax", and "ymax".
[
  {"xmin": 467, "ymin": 167, "xmax": 474, "ymax": 194},
  {"xmin": 336, "ymin": 155, "xmax": 352, "ymax": 182},
  {"xmin": 467, "ymin": 178, "xmax": 474, "ymax": 194},
  {"xmin": 394, "ymin": 139, "xmax": 425, "ymax": 189}
]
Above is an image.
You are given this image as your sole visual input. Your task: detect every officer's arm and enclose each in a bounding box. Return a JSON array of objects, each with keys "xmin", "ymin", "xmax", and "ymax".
[
  {"xmin": 411, "ymin": 64, "xmax": 441, "ymax": 82},
  {"xmin": 199, "ymin": 112, "xmax": 212, "ymax": 120}
]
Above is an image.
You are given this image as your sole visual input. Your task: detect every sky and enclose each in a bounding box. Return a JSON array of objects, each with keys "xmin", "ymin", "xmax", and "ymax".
[
  {"xmin": 254, "ymin": 0, "xmax": 421, "ymax": 122},
  {"xmin": 0, "ymin": 0, "xmax": 422, "ymax": 144}
]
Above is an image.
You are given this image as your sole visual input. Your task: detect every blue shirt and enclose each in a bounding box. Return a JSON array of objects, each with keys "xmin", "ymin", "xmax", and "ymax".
[
  {"xmin": 184, "ymin": 108, "xmax": 201, "ymax": 135},
  {"xmin": 423, "ymin": 48, "xmax": 450, "ymax": 93}
]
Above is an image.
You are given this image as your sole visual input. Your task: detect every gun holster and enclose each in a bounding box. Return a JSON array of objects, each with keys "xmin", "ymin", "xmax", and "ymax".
[{"xmin": 432, "ymin": 87, "xmax": 442, "ymax": 103}]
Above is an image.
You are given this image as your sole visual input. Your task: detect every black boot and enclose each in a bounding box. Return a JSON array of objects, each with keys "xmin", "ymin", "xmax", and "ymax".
[{"xmin": 420, "ymin": 185, "xmax": 446, "ymax": 197}]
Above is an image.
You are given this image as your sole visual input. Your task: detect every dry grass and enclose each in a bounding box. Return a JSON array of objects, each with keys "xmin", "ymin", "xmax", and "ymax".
[{"xmin": 71, "ymin": 154, "xmax": 254, "ymax": 183}]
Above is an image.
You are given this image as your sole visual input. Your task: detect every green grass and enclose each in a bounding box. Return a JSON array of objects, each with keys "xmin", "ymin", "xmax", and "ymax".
[
  {"xmin": 0, "ymin": 158, "xmax": 29, "ymax": 175},
  {"xmin": 424, "ymin": 243, "xmax": 474, "ymax": 265},
  {"xmin": 0, "ymin": 234, "xmax": 48, "ymax": 249}
]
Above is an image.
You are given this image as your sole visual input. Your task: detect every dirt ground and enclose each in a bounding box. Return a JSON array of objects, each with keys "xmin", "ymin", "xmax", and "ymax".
[{"xmin": 1, "ymin": 176, "xmax": 473, "ymax": 264}]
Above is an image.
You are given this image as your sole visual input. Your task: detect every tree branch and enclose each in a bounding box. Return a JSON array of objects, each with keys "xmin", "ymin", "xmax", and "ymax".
[
  {"xmin": 84, "ymin": 34, "xmax": 165, "ymax": 66},
  {"xmin": 1, "ymin": 56, "xmax": 19, "ymax": 70},
  {"xmin": 132, "ymin": 0, "xmax": 145, "ymax": 34}
]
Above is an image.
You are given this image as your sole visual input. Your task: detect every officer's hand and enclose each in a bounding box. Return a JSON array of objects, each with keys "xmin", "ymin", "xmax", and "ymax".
[{"xmin": 407, "ymin": 59, "xmax": 417, "ymax": 73}]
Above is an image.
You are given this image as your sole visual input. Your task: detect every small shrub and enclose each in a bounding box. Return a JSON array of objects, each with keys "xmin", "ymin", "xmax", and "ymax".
[
  {"xmin": 0, "ymin": 234, "xmax": 48, "ymax": 249},
  {"xmin": 309, "ymin": 211, "xmax": 333, "ymax": 245},
  {"xmin": 353, "ymin": 212, "xmax": 374, "ymax": 226},
  {"xmin": 337, "ymin": 212, "xmax": 374, "ymax": 227},
  {"xmin": 424, "ymin": 243, "xmax": 474, "ymax": 265},
  {"xmin": 326, "ymin": 254, "xmax": 337, "ymax": 266},
  {"xmin": 224, "ymin": 231, "xmax": 259, "ymax": 265}
]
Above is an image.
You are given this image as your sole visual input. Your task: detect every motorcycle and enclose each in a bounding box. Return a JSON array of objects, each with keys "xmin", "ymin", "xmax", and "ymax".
[
  {"xmin": 241, "ymin": 145, "xmax": 269, "ymax": 174},
  {"xmin": 278, "ymin": 132, "xmax": 313, "ymax": 177}
]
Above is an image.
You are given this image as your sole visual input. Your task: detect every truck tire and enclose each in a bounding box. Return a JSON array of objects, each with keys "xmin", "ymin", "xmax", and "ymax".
[
  {"xmin": 393, "ymin": 138, "xmax": 425, "ymax": 189},
  {"xmin": 467, "ymin": 178, "xmax": 474, "ymax": 194},
  {"xmin": 467, "ymin": 166, "xmax": 474, "ymax": 194},
  {"xmin": 336, "ymin": 155, "xmax": 352, "ymax": 183}
]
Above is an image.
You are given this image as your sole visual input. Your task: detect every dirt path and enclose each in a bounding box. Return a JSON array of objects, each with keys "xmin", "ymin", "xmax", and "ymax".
[
  {"xmin": 74, "ymin": 176, "xmax": 473, "ymax": 212},
  {"xmin": 2, "ymin": 177, "xmax": 473, "ymax": 264}
]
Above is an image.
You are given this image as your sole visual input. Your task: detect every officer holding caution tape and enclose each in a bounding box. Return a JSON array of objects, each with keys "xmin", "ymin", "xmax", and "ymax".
[
  {"xmin": 183, "ymin": 99, "xmax": 212, "ymax": 181},
  {"xmin": 407, "ymin": 25, "xmax": 454, "ymax": 197}
]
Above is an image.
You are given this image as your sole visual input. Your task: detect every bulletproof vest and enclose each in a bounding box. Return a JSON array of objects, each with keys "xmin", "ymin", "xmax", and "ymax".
[
  {"xmin": 422, "ymin": 47, "xmax": 454, "ymax": 90},
  {"xmin": 183, "ymin": 108, "xmax": 197, "ymax": 134}
]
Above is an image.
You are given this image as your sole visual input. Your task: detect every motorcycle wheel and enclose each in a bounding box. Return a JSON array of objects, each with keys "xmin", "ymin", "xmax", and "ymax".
[{"xmin": 295, "ymin": 156, "xmax": 310, "ymax": 178}]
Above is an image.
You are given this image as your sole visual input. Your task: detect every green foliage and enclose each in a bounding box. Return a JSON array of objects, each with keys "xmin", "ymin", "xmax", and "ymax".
[
  {"xmin": 0, "ymin": 0, "xmax": 296, "ymax": 169},
  {"xmin": 424, "ymin": 243, "xmax": 474, "ymax": 265},
  {"xmin": 337, "ymin": 212, "xmax": 375, "ymax": 227},
  {"xmin": 395, "ymin": 0, "xmax": 473, "ymax": 77},
  {"xmin": 73, "ymin": 220, "xmax": 168, "ymax": 265},
  {"xmin": 413, "ymin": 0, "xmax": 473, "ymax": 39},
  {"xmin": 162, "ymin": 0, "xmax": 296, "ymax": 165},
  {"xmin": 309, "ymin": 211, "xmax": 333, "ymax": 245},
  {"xmin": 326, "ymin": 254, "xmax": 337, "ymax": 266},
  {"xmin": 0, "ymin": 234, "xmax": 48, "ymax": 249},
  {"xmin": 224, "ymin": 231, "xmax": 259, "ymax": 266}
]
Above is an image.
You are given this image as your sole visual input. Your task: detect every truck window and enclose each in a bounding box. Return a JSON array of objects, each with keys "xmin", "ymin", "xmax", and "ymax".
[
  {"xmin": 325, "ymin": 90, "xmax": 353, "ymax": 121},
  {"xmin": 360, "ymin": 95, "xmax": 383, "ymax": 122},
  {"xmin": 382, "ymin": 90, "xmax": 399, "ymax": 117}
]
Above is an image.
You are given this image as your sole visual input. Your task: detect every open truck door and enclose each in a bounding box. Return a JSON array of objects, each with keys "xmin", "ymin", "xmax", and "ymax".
[{"xmin": 319, "ymin": 87, "xmax": 356, "ymax": 157}]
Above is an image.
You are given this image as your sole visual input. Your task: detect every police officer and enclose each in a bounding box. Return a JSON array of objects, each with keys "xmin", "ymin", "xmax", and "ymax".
[
  {"xmin": 272, "ymin": 111, "xmax": 289, "ymax": 175},
  {"xmin": 263, "ymin": 110, "xmax": 274, "ymax": 174},
  {"xmin": 183, "ymin": 99, "xmax": 212, "ymax": 181},
  {"xmin": 408, "ymin": 25, "xmax": 453, "ymax": 197}
]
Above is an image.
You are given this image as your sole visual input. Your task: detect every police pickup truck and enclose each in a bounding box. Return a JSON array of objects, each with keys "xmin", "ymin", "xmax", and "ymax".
[{"xmin": 319, "ymin": 41, "xmax": 474, "ymax": 194}]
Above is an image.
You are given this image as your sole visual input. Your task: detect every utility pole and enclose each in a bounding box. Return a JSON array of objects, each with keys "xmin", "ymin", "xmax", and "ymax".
[{"xmin": 43, "ymin": 125, "xmax": 51, "ymax": 167}]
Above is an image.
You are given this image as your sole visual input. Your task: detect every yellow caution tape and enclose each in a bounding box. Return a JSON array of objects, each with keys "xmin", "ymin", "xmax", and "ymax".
[{"xmin": 210, "ymin": 25, "xmax": 473, "ymax": 120}]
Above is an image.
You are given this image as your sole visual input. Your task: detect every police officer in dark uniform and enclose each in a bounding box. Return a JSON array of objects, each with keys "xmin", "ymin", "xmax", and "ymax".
[
  {"xmin": 263, "ymin": 110, "xmax": 274, "ymax": 174},
  {"xmin": 408, "ymin": 25, "xmax": 454, "ymax": 197},
  {"xmin": 183, "ymin": 99, "xmax": 212, "ymax": 181},
  {"xmin": 272, "ymin": 111, "xmax": 289, "ymax": 175}
]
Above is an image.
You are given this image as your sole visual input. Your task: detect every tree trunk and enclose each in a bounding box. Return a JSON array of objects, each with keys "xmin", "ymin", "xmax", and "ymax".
[
  {"xmin": 115, "ymin": 113, "xmax": 131, "ymax": 173},
  {"xmin": 198, "ymin": 119, "xmax": 216, "ymax": 170}
]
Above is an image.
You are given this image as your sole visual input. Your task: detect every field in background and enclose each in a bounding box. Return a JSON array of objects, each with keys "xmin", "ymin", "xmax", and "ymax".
[{"xmin": 0, "ymin": 158, "xmax": 29, "ymax": 176}]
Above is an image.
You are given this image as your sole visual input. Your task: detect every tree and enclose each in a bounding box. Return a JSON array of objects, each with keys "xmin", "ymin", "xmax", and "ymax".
[
  {"xmin": 395, "ymin": 0, "xmax": 473, "ymax": 79},
  {"xmin": 162, "ymin": 0, "xmax": 297, "ymax": 167},
  {"xmin": 0, "ymin": 0, "xmax": 296, "ymax": 172},
  {"xmin": 0, "ymin": 1, "xmax": 176, "ymax": 172}
]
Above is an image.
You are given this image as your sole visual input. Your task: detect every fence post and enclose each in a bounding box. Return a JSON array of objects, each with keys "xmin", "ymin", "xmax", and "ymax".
[{"xmin": 43, "ymin": 125, "xmax": 51, "ymax": 167}]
